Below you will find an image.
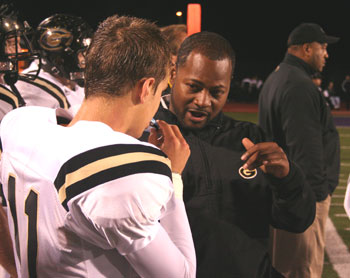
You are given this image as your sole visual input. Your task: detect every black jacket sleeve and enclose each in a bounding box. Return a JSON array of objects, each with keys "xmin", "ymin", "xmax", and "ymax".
[{"xmin": 267, "ymin": 160, "xmax": 316, "ymax": 233}]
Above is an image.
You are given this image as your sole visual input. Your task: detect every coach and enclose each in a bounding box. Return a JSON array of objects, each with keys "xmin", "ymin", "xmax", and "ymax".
[{"xmin": 258, "ymin": 23, "xmax": 340, "ymax": 278}]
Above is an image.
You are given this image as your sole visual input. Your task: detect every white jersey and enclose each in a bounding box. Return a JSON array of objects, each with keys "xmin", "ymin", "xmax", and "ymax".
[
  {"xmin": 345, "ymin": 175, "xmax": 350, "ymax": 219},
  {"xmin": 14, "ymin": 62, "xmax": 84, "ymax": 111},
  {"xmin": 0, "ymin": 106, "xmax": 196, "ymax": 278}
]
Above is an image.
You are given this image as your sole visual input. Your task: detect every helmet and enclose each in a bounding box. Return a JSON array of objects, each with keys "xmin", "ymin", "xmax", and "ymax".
[
  {"xmin": 0, "ymin": 7, "xmax": 41, "ymax": 85},
  {"xmin": 36, "ymin": 14, "xmax": 93, "ymax": 81}
]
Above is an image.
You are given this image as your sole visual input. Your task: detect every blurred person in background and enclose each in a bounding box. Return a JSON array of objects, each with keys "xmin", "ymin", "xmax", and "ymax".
[
  {"xmin": 311, "ymin": 72, "xmax": 334, "ymax": 109},
  {"xmin": 325, "ymin": 80, "xmax": 340, "ymax": 109},
  {"xmin": 259, "ymin": 22, "xmax": 340, "ymax": 278},
  {"xmin": 160, "ymin": 24, "xmax": 187, "ymax": 104},
  {"xmin": 341, "ymin": 74, "xmax": 350, "ymax": 110}
]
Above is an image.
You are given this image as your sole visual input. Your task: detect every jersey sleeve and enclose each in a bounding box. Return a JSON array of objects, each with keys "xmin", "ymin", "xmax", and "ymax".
[
  {"xmin": 65, "ymin": 172, "xmax": 174, "ymax": 255},
  {"xmin": 124, "ymin": 173, "xmax": 196, "ymax": 278},
  {"xmin": 55, "ymin": 143, "xmax": 175, "ymax": 255}
]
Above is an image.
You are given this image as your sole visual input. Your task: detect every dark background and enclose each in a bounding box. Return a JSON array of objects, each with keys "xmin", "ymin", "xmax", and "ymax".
[{"xmin": 12, "ymin": 0, "xmax": 350, "ymax": 91}]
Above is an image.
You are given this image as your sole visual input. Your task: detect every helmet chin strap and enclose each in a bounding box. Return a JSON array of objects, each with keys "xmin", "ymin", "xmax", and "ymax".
[
  {"xmin": 41, "ymin": 61, "xmax": 77, "ymax": 90},
  {"xmin": 42, "ymin": 61, "xmax": 66, "ymax": 79},
  {"xmin": 4, "ymin": 71, "xmax": 26, "ymax": 106}
]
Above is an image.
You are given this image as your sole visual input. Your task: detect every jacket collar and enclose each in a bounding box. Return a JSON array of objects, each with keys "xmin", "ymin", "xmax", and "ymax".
[
  {"xmin": 283, "ymin": 53, "xmax": 317, "ymax": 77},
  {"xmin": 159, "ymin": 104, "xmax": 225, "ymax": 137}
]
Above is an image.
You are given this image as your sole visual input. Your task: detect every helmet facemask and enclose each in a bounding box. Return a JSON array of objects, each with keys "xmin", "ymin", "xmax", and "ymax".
[{"xmin": 0, "ymin": 17, "xmax": 41, "ymax": 86}]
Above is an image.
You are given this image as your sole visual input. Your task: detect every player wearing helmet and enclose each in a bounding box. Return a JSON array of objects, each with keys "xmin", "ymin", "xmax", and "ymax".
[
  {"xmin": 0, "ymin": 3, "xmax": 40, "ymax": 121},
  {"xmin": 0, "ymin": 3, "xmax": 40, "ymax": 278},
  {"xmin": 15, "ymin": 14, "xmax": 93, "ymax": 114}
]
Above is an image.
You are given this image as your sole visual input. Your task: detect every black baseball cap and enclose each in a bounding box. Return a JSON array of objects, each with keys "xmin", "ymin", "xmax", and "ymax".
[{"xmin": 287, "ymin": 23, "xmax": 339, "ymax": 46}]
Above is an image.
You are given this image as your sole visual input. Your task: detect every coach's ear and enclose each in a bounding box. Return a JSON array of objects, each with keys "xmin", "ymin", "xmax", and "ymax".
[
  {"xmin": 169, "ymin": 57, "xmax": 177, "ymax": 87},
  {"xmin": 134, "ymin": 77, "xmax": 155, "ymax": 104}
]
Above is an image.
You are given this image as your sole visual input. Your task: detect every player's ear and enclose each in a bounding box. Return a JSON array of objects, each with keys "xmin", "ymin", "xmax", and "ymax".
[{"xmin": 139, "ymin": 77, "xmax": 155, "ymax": 103}]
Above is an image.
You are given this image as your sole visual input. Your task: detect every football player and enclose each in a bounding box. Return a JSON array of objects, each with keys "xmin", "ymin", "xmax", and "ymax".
[
  {"xmin": 15, "ymin": 13, "xmax": 93, "ymax": 114},
  {"xmin": 0, "ymin": 3, "xmax": 40, "ymax": 277},
  {"xmin": 0, "ymin": 14, "xmax": 196, "ymax": 277},
  {"xmin": 0, "ymin": 3, "xmax": 40, "ymax": 122}
]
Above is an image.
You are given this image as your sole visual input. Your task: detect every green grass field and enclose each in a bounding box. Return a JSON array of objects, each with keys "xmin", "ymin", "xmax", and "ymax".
[{"xmin": 225, "ymin": 111, "xmax": 350, "ymax": 278}]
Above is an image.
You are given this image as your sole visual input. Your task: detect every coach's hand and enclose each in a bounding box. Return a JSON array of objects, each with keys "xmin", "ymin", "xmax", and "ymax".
[
  {"xmin": 148, "ymin": 120, "xmax": 190, "ymax": 174},
  {"xmin": 241, "ymin": 138, "xmax": 289, "ymax": 178}
]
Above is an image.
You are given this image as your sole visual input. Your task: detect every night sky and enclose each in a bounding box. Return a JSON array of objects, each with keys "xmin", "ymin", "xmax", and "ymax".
[{"xmin": 12, "ymin": 0, "xmax": 350, "ymax": 89}]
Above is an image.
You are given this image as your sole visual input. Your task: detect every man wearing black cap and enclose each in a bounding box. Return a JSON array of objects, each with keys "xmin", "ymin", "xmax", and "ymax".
[{"xmin": 258, "ymin": 23, "xmax": 340, "ymax": 278}]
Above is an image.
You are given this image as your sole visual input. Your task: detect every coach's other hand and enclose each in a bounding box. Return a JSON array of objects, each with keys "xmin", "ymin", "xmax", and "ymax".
[{"xmin": 241, "ymin": 137, "xmax": 289, "ymax": 179}]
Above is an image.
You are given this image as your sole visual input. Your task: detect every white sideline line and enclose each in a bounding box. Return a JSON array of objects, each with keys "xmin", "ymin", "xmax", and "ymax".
[
  {"xmin": 334, "ymin": 213, "xmax": 348, "ymax": 218},
  {"xmin": 325, "ymin": 217, "xmax": 350, "ymax": 278},
  {"xmin": 341, "ymin": 146, "xmax": 350, "ymax": 150},
  {"xmin": 332, "ymin": 194, "xmax": 344, "ymax": 198},
  {"xmin": 331, "ymin": 203, "xmax": 346, "ymax": 207}
]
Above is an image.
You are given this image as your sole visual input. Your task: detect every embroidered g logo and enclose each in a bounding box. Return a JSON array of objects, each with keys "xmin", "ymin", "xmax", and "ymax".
[{"xmin": 238, "ymin": 166, "xmax": 257, "ymax": 179}]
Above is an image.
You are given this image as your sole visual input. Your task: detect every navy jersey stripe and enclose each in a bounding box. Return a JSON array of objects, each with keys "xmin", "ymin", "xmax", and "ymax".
[
  {"xmin": 0, "ymin": 85, "xmax": 18, "ymax": 109},
  {"xmin": 55, "ymin": 144, "xmax": 168, "ymax": 189},
  {"xmin": 60, "ymin": 160, "xmax": 172, "ymax": 210},
  {"xmin": 54, "ymin": 144, "xmax": 171, "ymax": 210},
  {"xmin": 0, "ymin": 183, "xmax": 6, "ymax": 207}
]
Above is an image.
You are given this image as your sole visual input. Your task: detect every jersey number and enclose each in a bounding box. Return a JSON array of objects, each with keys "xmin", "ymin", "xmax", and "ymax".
[{"xmin": 8, "ymin": 175, "xmax": 38, "ymax": 278}]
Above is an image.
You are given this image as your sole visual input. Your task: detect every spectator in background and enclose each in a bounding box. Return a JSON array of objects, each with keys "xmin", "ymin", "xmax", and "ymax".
[
  {"xmin": 311, "ymin": 72, "xmax": 334, "ymax": 109},
  {"xmin": 258, "ymin": 22, "xmax": 340, "ymax": 278},
  {"xmin": 160, "ymin": 24, "xmax": 187, "ymax": 100},
  {"xmin": 325, "ymin": 80, "xmax": 341, "ymax": 109},
  {"xmin": 240, "ymin": 75, "xmax": 263, "ymax": 102},
  {"xmin": 341, "ymin": 74, "xmax": 350, "ymax": 110},
  {"xmin": 311, "ymin": 72, "xmax": 322, "ymax": 92}
]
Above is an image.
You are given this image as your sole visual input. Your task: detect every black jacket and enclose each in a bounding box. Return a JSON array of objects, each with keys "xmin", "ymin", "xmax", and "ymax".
[
  {"xmin": 259, "ymin": 53, "xmax": 340, "ymax": 202},
  {"xmin": 142, "ymin": 105, "xmax": 315, "ymax": 278},
  {"xmin": 154, "ymin": 106, "xmax": 315, "ymax": 241}
]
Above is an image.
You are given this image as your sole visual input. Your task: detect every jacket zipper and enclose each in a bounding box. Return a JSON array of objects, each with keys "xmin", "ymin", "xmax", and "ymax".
[{"xmin": 196, "ymin": 137, "xmax": 213, "ymax": 192}]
